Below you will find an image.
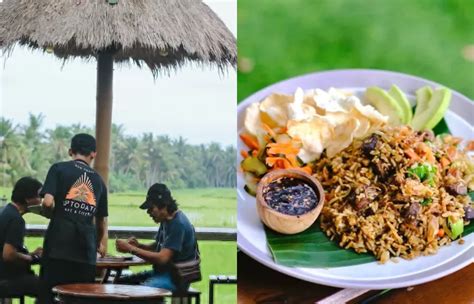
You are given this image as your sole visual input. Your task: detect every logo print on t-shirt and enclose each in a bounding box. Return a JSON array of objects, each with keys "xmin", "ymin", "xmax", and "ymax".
[{"xmin": 65, "ymin": 173, "xmax": 96, "ymax": 206}]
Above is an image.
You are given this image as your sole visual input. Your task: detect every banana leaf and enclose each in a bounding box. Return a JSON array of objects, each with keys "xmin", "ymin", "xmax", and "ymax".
[
  {"xmin": 266, "ymin": 220, "xmax": 474, "ymax": 268},
  {"xmin": 432, "ymin": 118, "xmax": 450, "ymax": 136}
]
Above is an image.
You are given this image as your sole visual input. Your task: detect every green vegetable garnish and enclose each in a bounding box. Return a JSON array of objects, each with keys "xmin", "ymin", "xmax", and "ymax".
[
  {"xmin": 448, "ymin": 216, "xmax": 464, "ymax": 240},
  {"xmin": 408, "ymin": 163, "xmax": 437, "ymax": 186},
  {"xmin": 468, "ymin": 192, "xmax": 474, "ymax": 201},
  {"xmin": 241, "ymin": 156, "xmax": 267, "ymax": 177},
  {"xmin": 244, "ymin": 184, "xmax": 257, "ymax": 196},
  {"xmin": 421, "ymin": 198, "xmax": 432, "ymax": 206}
]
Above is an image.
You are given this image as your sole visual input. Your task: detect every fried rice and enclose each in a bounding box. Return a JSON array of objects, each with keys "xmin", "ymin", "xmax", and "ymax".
[{"xmin": 313, "ymin": 126, "xmax": 474, "ymax": 263}]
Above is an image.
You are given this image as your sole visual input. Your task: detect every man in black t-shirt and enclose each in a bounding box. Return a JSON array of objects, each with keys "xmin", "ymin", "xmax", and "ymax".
[
  {"xmin": 39, "ymin": 134, "xmax": 108, "ymax": 304},
  {"xmin": 0, "ymin": 177, "xmax": 43, "ymax": 299},
  {"xmin": 115, "ymin": 183, "xmax": 199, "ymax": 293}
]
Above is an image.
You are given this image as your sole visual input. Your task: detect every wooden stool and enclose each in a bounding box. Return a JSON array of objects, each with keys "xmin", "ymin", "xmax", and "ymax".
[
  {"xmin": 209, "ymin": 275, "xmax": 236, "ymax": 304},
  {"xmin": 173, "ymin": 287, "xmax": 201, "ymax": 304}
]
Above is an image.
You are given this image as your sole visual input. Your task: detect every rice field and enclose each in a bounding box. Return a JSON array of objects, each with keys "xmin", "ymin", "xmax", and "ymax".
[{"xmin": 0, "ymin": 187, "xmax": 237, "ymax": 228}]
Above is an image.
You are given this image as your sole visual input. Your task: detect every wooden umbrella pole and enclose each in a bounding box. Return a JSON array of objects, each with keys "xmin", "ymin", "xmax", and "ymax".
[
  {"xmin": 94, "ymin": 52, "xmax": 113, "ymax": 184},
  {"xmin": 94, "ymin": 52, "xmax": 113, "ymax": 255}
]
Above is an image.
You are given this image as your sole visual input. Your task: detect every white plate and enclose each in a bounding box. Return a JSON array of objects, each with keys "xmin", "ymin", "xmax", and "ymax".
[{"xmin": 237, "ymin": 69, "xmax": 474, "ymax": 289}]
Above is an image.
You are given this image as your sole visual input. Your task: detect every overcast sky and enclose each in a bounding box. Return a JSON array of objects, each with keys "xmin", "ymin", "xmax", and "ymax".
[{"xmin": 0, "ymin": 0, "xmax": 236, "ymax": 146}]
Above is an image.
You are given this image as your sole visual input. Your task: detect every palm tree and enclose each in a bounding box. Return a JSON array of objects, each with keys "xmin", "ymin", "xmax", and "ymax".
[
  {"xmin": 23, "ymin": 113, "xmax": 50, "ymax": 179},
  {"xmin": 0, "ymin": 119, "xmax": 237, "ymax": 189},
  {"xmin": 110, "ymin": 124, "xmax": 126, "ymax": 174},
  {"xmin": 0, "ymin": 118, "xmax": 34, "ymax": 184},
  {"xmin": 204, "ymin": 142, "xmax": 225, "ymax": 187},
  {"xmin": 223, "ymin": 145, "xmax": 237, "ymax": 187},
  {"xmin": 47, "ymin": 125, "xmax": 72, "ymax": 161}
]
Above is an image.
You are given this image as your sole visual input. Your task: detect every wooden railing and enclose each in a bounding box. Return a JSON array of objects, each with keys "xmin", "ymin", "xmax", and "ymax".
[{"xmin": 26, "ymin": 224, "xmax": 237, "ymax": 241}]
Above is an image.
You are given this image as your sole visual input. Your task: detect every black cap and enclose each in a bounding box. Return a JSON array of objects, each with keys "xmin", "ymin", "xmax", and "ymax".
[
  {"xmin": 139, "ymin": 183, "xmax": 172, "ymax": 209},
  {"xmin": 71, "ymin": 133, "xmax": 96, "ymax": 154}
]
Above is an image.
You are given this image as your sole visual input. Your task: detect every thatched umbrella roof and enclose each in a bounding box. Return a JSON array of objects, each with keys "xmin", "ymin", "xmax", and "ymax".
[
  {"xmin": 0, "ymin": 0, "xmax": 236, "ymax": 74},
  {"xmin": 0, "ymin": 0, "xmax": 236, "ymax": 185}
]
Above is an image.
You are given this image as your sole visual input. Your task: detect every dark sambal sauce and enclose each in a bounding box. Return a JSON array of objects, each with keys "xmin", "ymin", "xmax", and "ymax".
[{"xmin": 263, "ymin": 177, "xmax": 318, "ymax": 216}]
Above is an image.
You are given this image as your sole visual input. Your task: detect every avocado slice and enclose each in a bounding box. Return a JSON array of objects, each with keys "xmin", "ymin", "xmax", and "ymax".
[
  {"xmin": 410, "ymin": 88, "xmax": 451, "ymax": 131},
  {"xmin": 388, "ymin": 85, "xmax": 413, "ymax": 124},
  {"xmin": 364, "ymin": 87, "xmax": 405, "ymax": 125}
]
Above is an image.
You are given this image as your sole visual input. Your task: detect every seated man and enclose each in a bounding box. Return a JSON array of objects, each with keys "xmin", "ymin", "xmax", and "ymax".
[
  {"xmin": 0, "ymin": 177, "xmax": 43, "ymax": 299},
  {"xmin": 115, "ymin": 183, "xmax": 199, "ymax": 293}
]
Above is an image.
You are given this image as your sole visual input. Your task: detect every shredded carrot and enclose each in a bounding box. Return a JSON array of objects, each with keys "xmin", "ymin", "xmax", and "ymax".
[
  {"xmin": 415, "ymin": 142, "xmax": 435, "ymax": 163},
  {"xmin": 282, "ymin": 159, "xmax": 292, "ymax": 169},
  {"xmin": 425, "ymin": 148, "xmax": 435, "ymax": 163},
  {"xmin": 274, "ymin": 159, "xmax": 283, "ymax": 169},
  {"xmin": 275, "ymin": 159, "xmax": 291, "ymax": 169},
  {"xmin": 239, "ymin": 133, "xmax": 259, "ymax": 150},
  {"xmin": 437, "ymin": 228, "xmax": 445, "ymax": 238},
  {"xmin": 286, "ymin": 154, "xmax": 300, "ymax": 167},
  {"xmin": 266, "ymin": 157, "xmax": 291, "ymax": 169},
  {"xmin": 447, "ymin": 146, "xmax": 457, "ymax": 160},
  {"xmin": 448, "ymin": 167, "xmax": 461, "ymax": 178},
  {"xmin": 262, "ymin": 123, "xmax": 277, "ymax": 139},
  {"xmin": 440, "ymin": 157, "xmax": 450, "ymax": 168},
  {"xmin": 298, "ymin": 165, "xmax": 312, "ymax": 175},
  {"xmin": 265, "ymin": 157, "xmax": 283, "ymax": 167},
  {"xmin": 466, "ymin": 140, "xmax": 474, "ymax": 151},
  {"xmin": 415, "ymin": 142, "xmax": 425, "ymax": 154},
  {"xmin": 240, "ymin": 150, "xmax": 249, "ymax": 158},
  {"xmin": 405, "ymin": 148, "xmax": 420, "ymax": 161},
  {"xmin": 266, "ymin": 142, "xmax": 300, "ymax": 156}
]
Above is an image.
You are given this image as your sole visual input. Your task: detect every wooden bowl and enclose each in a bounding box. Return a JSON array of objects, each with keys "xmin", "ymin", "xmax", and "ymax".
[{"xmin": 256, "ymin": 169, "xmax": 325, "ymax": 234}]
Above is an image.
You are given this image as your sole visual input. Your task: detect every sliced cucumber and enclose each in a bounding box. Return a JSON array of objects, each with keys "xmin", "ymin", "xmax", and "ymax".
[
  {"xmin": 364, "ymin": 87, "xmax": 405, "ymax": 125},
  {"xmin": 415, "ymin": 86, "xmax": 433, "ymax": 115},
  {"xmin": 241, "ymin": 156, "xmax": 267, "ymax": 177},
  {"xmin": 410, "ymin": 86, "xmax": 432, "ymax": 131},
  {"xmin": 243, "ymin": 172, "xmax": 258, "ymax": 196},
  {"xmin": 411, "ymin": 88, "xmax": 451, "ymax": 131},
  {"xmin": 388, "ymin": 85, "xmax": 413, "ymax": 124}
]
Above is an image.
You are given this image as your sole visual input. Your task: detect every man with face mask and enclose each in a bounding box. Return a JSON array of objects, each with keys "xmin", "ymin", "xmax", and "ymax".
[
  {"xmin": 115, "ymin": 183, "xmax": 199, "ymax": 293},
  {"xmin": 0, "ymin": 177, "xmax": 43, "ymax": 299}
]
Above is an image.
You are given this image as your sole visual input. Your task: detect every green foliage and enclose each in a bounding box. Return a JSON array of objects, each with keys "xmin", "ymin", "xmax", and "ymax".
[
  {"xmin": 0, "ymin": 118, "xmax": 236, "ymax": 191},
  {"xmin": 238, "ymin": 0, "xmax": 474, "ymax": 102}
]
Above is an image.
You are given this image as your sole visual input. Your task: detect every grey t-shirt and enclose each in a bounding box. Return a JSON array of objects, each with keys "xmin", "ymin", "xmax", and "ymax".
[{"xmin": 155, "ymin": 211, "xmax": 196, "ymax": 265}]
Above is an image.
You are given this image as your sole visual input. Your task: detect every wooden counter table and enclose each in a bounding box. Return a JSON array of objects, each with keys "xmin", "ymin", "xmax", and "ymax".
[
  {"xmin": 237, "ymin": 251, "xmax": 474, "ymax": 304},
  {"xmin": 53, "ymin": 283, "xmax": 171, "ymax": 304}
]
